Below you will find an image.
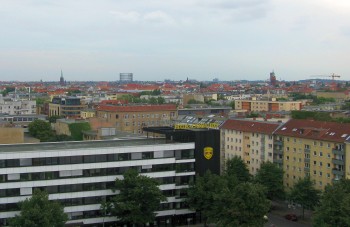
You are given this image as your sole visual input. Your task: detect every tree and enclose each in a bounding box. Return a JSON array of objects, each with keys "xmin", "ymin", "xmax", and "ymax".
[
  {"xmin": 313, "ymin": 179, "xmax": 350, "ymax": 227},
  {"xmin": 255, "ymin": 161, "xmax": 284, "ymax": 200},
  {"xmin": 288, "ymin": 177, "xmax": 320, "ymax": 218},
  {"xmin": 225, "ymin": 156, "xmax": 251, "ymax": 183},
  {"xmin": 9, "ymin": 189, "xmax": 68, "ymax": 227},
  {"xmin": 217, "ymin": 182, "xmax": 270, "ymax": 227},
  {"xmin": 110, "ymin": 169, "xmax": 166, "ymax": 226},
  {"xmin": 28, "ymin": 119, "xmax": 55, "ymax": 142},
  {"xmin": 186, "ymin": 170, "xmax": 227, "ymax": 226},
  {"xmin": 48, "ymin": 115, "xmax": 63, "ymax": 123}
]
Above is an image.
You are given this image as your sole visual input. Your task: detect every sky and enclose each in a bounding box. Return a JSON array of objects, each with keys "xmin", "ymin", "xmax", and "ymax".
[{"xmin": 1, "ymin": 0, "xmax": 350, "ymax": 82}]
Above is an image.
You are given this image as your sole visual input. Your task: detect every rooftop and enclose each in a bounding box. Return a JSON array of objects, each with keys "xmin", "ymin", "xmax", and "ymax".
[{"xmin": 0, "ymin": 138, "xmax": 171, "ymax": 152}]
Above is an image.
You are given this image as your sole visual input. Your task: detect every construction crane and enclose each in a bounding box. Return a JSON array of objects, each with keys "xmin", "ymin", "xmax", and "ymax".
[
  {"xmin": 310, "ymin": 73, "xmax": 341, "ymax": 91},
  {"xmin": 310, "ymin": 73, "xmax": 341, "ymax": 80}
]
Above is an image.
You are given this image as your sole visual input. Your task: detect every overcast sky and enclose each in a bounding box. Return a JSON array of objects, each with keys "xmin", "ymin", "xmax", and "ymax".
[{"xmin": 1, "ymin": 0, "xmax": 350, "ymax": 82}]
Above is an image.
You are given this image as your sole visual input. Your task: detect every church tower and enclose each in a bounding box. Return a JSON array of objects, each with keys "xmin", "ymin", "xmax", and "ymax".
[{"xmin": 60, "ymin": 70, "xmax": 65, "ymax": 86}]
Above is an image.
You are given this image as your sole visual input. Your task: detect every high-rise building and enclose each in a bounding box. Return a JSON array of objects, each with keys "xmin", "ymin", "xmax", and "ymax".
[{"xmin": 119, "ymin": 73, "xmax": 133, "ymax": 82}]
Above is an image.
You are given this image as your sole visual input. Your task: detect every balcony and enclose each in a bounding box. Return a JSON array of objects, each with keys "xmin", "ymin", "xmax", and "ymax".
[
  {"xmin": 273, "ymin": 158, "xmax": 283, "ymax": 164},
  {"xmin": 304, "ymin": 148, "xmax": 310, "ymax": 153},
  {"xmin": 274, "ymin": 140, "xmax": 283, "ymax": 146},
  {"xmin": 274, "ymin": 149, "xmax": 283, "ymax": 155},
  {"xmin": 304, "ymin": 167, "xmax": 310, "ymax": 172},
  {"xmin": 332, "ymin": 159, "xmax": 344, "ymax": 165},
  {"xmin": 304, "ymin": 158, "xmax": 310, "ymax": 162},
  {"xmin": 332, "ymin": 169, "xmax": 344, "ymax": 176},
  {"xmin": 332, "ymin": 149, "xmax": 344, "ymax": 156}
]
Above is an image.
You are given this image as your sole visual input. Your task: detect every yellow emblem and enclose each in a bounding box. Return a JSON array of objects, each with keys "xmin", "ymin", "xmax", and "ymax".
[{"xmin": 204, "ymin": 147, "xmax": 213, "ymax": 160}]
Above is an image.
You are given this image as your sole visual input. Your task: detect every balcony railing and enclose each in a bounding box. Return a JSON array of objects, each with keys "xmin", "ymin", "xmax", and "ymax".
[
  {"xmin": 332, "ymin": 149, "xmax": 344, "ymax": 156},
  {"xmin": 332, "ymin": 158, "xmax": 344, "ymax": 165},
  {"xmin": 332, "ymin": 169, "xmax": 344, "ymax": 176},
  {"xmin": 304, "ymin": 148, "xmax": 310, "ymax": 153}
]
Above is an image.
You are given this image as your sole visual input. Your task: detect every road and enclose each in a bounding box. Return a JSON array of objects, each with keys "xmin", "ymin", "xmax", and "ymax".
[{"xmin": 265, "ymin": 213, "xmax": 311, "ymax": 227}]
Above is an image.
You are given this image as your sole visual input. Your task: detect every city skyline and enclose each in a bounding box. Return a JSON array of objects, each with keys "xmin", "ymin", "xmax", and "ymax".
[{"xmin": 1, "ymin": 0, "xmax": 350, "ymax": 81}]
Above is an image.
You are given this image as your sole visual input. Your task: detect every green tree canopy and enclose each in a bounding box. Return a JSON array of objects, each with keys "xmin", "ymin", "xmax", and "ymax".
[
  {"xmin": 110, "ymin": 169, "xmax": 166, "ymax": 226},
  {"xmin": 28, "ymin": 119, "xmax": 55, "ymax": 142},
  {"xmin": 255, "ymin": 161, "xmax": 285, "ymax": 200},
  {"xmin": 225, "ymin": 156, "xmax": 251, "ymax": 183},
  {"xmin": 217, "ymin": 182, "xmax": 270, "ymax": 227},
  {"xmin": 186, "ymin": 170, "xmax": 227, "ymax": 226},
  {"xmin": 9, "ymin": 189, "xmax": 68, "ymax": 227},
  {"xmin": 288, "ymin": 177, "xmax": 321, "ymax": 218},
  {"xmin": 313, "ymin": 179, "xmax": 350, "ymax": 227}
]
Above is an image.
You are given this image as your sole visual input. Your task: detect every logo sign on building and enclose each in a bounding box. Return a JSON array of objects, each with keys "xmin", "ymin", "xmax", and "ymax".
[
  {"xmin": 174, "ymin": 123, "xmax": 220, "ymax": 130},
  {"xmin": 203, "ymin": 147, "xmax": 213, "ymax": 160}
]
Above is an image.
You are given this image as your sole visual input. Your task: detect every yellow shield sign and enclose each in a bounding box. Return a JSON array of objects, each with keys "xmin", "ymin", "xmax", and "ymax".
[{"xmin": 204, "ymin": 147, "xmax": 213, "ymax": 160}]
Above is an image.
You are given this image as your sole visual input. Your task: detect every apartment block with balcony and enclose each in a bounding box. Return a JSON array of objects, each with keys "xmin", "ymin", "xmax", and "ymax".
[
  {"xmin": 49, "ymin": 97, "xmax": 87, "ymax": 119},
  {"xmin": 220, "ymin": 119, "xmax": 281, "ymax": 174},
  {"xmin": 0, "ymin": 138, "xmax": 196, "ymax": 226},
  {"xmin": 274, "ymin": 119, "xmax": 350, "ymax": 190},
  {"xmin": 96, "ymin": 104, "xmax": 177, "ymax": 134}
]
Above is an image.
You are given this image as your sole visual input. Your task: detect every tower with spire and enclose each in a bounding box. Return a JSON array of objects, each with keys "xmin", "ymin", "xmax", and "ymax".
[{"xmin": 60, "ymin": 69, "xmax": 65, "ymax": 86}]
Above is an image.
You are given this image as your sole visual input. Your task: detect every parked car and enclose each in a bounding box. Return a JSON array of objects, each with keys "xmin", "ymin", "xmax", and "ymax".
[{"xmin": 285, "ymin": 213, "xmax": 298, "ymax": 221}]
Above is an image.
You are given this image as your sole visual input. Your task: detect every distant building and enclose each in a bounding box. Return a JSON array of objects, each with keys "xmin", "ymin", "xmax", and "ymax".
[
  {"xmin": 59, "ymin": 70, "xmax": 65, "ymax": 86},
  {"xmin": 270, "ymin": 71, "xmax": 277, "ymax": 87},
  {"xmin": 119, "ymin": 73, "xmax": 133, "ymax": 83},
  {"xmin": 49, "ymin": 97, "xmax": 87, "ymax": 119},
  {"xmin": 0, "ymin": 97, "xmax": 36, "ymax": 115},
  {"xmin": 96, "ymin": 104, "xmax": 177, "ymax": 134},
  {"xmin": 235, "ymin": 98, "xmax": 302, "ymax": 112}
]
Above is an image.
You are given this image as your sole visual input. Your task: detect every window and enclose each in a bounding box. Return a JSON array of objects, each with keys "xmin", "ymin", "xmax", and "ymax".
[{"xmin": 319, "ymin": 152, "xmax": 323, "ymax": 157}]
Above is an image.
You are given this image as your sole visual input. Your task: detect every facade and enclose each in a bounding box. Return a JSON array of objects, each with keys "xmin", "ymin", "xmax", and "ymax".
[
  {"xmin": 96, "ymin": 104, "xmax": 177, "ymax": 134},
  {"xmin": 80, "ymin": 109, "xmax": 96, "ymax": 119},
  {"xmin": 49, "ymin": 97, "xmax": 87, "ymax": 119},
  {"xmin": 0, "ymin": 128, "xmax": 24, "ymax": 144},
  {"xmin": 274, "ymin": 119, "xmax": 350, "ymax": 190},
  {"xmin": 0, "ymin": 98, "xmax": 36, "ymax": 115},
  {"xmin": 119, "ymin": 73, "xmax": 133, "ymax": 82},
  {"xmin": 220, "ymin": 119, "xmax": 281, "ymax": 174},
  {"xmin": 235, "ymin": 98, "xmax": 302, "ymax": 112},
  {"xmin": 0, "ymin": 138, "xmax": 196, "ymax": 226}
]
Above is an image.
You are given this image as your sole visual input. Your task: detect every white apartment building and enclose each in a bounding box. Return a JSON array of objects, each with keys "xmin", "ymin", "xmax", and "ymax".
[
  {"xmin": 0, "ymin": 139, "xmax": 196, "ymax": 226},
  {"xmin": 0, "ymin": 97, "xmax": 36, "ymax": 115}
]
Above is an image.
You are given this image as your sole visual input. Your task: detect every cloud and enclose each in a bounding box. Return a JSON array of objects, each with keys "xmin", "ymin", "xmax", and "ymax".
[
  {"xmin": 110, "ymin": 10, "xmax": 141, "ymax": 23},
  {"xmin": 144, "ymin": 10, "xmax": 175, "ymax": 25}
]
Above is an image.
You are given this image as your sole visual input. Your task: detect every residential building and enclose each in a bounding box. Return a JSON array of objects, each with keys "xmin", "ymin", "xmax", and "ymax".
[
  {"xmin": 80, "ymin": 109, "xmax": 96, "ymax": 119},
  {"xmin": 220, "ymin": 119, "xmax": 281, "ymax": 174},
  {"xmin": 0, "ymin": 138, "xmax": 196, "ymax": 226},
  {"xmin": 96, "ymin": 104, "xmax": 177, "ymax": 134},
  {"xmin": 49, "ymin": 97, "xmax": 87, "ymax": 119},
  {"xmin": 0, "ymin": 98, "xmax": 36, "ymax": 115},
  {"xmin": 274, "ymin": 119, "xmax": 350, "ymax": 190},
  {"xmin": 235, "ymin": 98, "xmax": 302, "ymax": 112}
]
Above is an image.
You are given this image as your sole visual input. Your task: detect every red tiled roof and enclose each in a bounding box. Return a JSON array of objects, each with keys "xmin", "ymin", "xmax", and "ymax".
[
  {"xmin": 221, "ymin": 119, "xmax": 281, "ymax": 134},
  {"xmin": 97, "ymin": 104, "xmax": 177, "ymax": 112},
  {"xmin": 274, "ymin": 119, "xmax": 350, "ymax": 143}
]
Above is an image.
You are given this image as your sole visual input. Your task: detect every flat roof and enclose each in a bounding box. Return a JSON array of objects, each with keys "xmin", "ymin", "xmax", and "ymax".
[{"xmin": 0, "ymin": 138, "xmax": 172, "ymax": 152}]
